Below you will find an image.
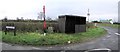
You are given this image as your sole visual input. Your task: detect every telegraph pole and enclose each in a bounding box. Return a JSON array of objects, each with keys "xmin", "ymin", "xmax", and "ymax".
[
  {"xmin": 87, "ymin": 9, "xmax": 90, "ymax": 22},
  {"xmin": 43, "ymin": 5, "xmax": 47, "ymax": 36}
]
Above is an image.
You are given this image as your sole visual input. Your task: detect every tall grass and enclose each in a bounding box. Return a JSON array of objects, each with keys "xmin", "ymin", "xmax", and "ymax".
[{"xmin": 1, "ymin": 27, "xmax": 106, "ymax": 46}]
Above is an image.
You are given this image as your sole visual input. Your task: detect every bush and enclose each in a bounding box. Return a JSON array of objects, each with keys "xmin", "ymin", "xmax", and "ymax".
[
  {"xmin": 113, "ymin": 22, "xmax": 120, "ymax": 25},
  {"xmin": 92, "ymin": 21, "xmax": 102, "ymax": 23}
]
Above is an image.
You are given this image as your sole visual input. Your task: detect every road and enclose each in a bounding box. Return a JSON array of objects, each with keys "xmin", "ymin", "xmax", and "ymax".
[{"xmin": 1, "ymin": 26, "xmax": 119, "ymax": 50}]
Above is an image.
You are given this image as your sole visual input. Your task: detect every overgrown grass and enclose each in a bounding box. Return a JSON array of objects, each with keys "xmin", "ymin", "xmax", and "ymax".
[{"xmin": 0, "ymin": 27, "xmax": 106, "ymax": 46}]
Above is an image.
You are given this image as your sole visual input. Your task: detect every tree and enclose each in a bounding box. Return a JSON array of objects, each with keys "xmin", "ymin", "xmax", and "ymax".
[
  {"xmin": 92, "ymin": 21, "xmax": 99, "ymax": 23},
  {"xmin": 109, "ymin": 19, "xmax": 112, "ymax": 21},
  {"xmin": 46, "ymin": 17, "xmax": 52, "ymax": 21},
  {"xmin": 16, "ymin": 17, "xmax": 20, "ymax": 22},
  {"xmin": 37, "ymin": 12, "xmax": 43, "ymax": 20},
  {"xmin": 3, "ymin": 16, "xmax": 8, "ymax": 22},
  {"xmin": 21, "ymin": 17, "xmax": 24, "ymax": 20}
]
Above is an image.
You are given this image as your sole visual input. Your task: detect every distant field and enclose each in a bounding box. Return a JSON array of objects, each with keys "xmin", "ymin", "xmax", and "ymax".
[
  {"xmin": 98, "ymin": 23, "xmax": 119, "ymax": 28},
  {"xmin": 1, "ymin": 27, "xmax": 106, "ymax": 46}
]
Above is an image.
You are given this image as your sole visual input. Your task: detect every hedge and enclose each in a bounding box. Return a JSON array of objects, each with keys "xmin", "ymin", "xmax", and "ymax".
[
  {"xmin": 2, "ymin": 22, "xmax": 58, "ymax": 33},
  {"xmin": 1, "ymin": 21, "xmax": 95, "ymax": 33}
]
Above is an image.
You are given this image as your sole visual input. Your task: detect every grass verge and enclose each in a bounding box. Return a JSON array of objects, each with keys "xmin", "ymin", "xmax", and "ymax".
[{"xmin": 0, "ymin": 27, "xmax": 106, "ymax": 46}]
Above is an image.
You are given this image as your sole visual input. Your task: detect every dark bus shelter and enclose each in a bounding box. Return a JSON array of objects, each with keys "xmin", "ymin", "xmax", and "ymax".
[{"xmin": 58, "ymin": 15, "xmax": 86, "ymax": 33}]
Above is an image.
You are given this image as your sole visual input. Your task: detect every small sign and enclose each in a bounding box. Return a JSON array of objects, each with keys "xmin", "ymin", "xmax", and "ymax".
[
  {"xmin": 6, "ymin": 26, "xmax": 15, "ymax": 29},
  {"xmin": 5, "ymin": 26, "xmax": 16, "ymax": 36}
]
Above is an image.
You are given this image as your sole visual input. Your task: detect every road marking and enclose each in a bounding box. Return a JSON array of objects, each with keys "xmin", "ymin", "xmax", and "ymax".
[
  {"xmin": 32, "ymin": 47, "xmax": 40, "ymax": 49},
  {"xmin": 67, "ymin": 47, "xmax": 70, "ymax": 49},
  {"xmin": 46, "ymin": 49, "xmax": 49, "ymax": 50},
  {"xmin": 48, "ymin": 47, "xmax": 52, "ymax": 48},
  {"xmin": 107, "ymin": 35, "xmax": 111, "ymax": 38},
  {"xmin": 88, "ymin": 48, "xmax": 111, "ymax": 51},
  {"xmin": 115, "ymin": 33, "xmax": 120, "ymax": 36},
  {"xmin": 61, "ymin": 47, "xmax": 66, "ymax": 49}
]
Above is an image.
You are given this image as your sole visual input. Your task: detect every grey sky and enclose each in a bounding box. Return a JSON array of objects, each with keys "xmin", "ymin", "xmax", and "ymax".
[{"xmin": 0, "ymin": 0, "xmax": 119, "ymax": 21}]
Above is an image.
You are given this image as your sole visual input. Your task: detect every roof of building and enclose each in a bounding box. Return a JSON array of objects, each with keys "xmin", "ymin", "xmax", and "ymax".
[{"xmin": 59, "ymin": 15, "xmax": 86, "ymax": 18}]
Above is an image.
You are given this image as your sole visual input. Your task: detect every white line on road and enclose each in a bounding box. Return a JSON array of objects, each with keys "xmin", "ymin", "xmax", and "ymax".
[
  {"xmin": 32, "ymin": 47, "xmax": 41, "ymax": 50},
  {"xmin": 115, "ymin": 33, "xmax": 120, "ymax": 36},
  {"xmin": 48, "ymin": 47, "xmax": 53, "ymax": 48}
]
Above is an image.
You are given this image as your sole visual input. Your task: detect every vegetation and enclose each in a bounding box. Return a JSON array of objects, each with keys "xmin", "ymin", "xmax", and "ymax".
[
  {"xmin": 1, "ymin": 27, "xmax": 106, "ymax": 46},
  {"xmin": 2, "ymin": 22, "xmax": 96, "ymax": 33},
  {"xmin": 2, "ymin": 22, "xmax": 58, "ymax": 33},
  {"xmin": 0, "ymin": 21, "xmax": 107, "ymax": 46},
  {"xmin": 98, "ymin": 23, "xmax": 119, "ymax": 28}
]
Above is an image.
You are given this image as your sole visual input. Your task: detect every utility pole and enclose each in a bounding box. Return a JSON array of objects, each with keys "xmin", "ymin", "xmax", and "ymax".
[
  {"xmin": 87, "ymin": 9, "xmax": 90, "ymax": 22},
  {"xmin": 43, "ymin": 5, "xmax": 47, "ymax": 36}
]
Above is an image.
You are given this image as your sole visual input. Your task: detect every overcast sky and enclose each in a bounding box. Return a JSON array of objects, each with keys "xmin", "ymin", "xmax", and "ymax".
[{"xmin": 0, "ymin": 0, "xmax": 119, "ymax": 21}]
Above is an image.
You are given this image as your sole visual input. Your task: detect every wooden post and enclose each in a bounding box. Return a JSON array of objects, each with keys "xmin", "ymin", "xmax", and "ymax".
[{"xmin": 14, "ymin": 27, "xmax": 16, "ymax": 36}]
